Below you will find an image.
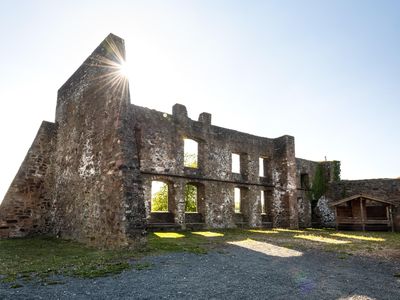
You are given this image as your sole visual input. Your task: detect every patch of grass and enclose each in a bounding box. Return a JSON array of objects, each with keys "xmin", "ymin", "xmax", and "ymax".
[
  {"xmin": 10, "ymin": 283, "xmax": 23, "ymax": 289},
  {"xmin": 134, "ymin": 262, "xmax": 152, "ymax": 270},
  {"xmin": 71, "ymin": 262, "xmax": 131, "ymax": 278},
  {"xmin": 0, "ymin": 236, "xmax": 140, "ymax": 284},
  {"xmin": 147, "ymin": 232, "xmax": 208, "ymax": 255},
  {"xmin": 394, "ymin": 273, "xmax": 400, "ymax": 278}
]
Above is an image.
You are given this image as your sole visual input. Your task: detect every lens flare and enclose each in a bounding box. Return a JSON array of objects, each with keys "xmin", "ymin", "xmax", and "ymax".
[{"xmin": 119, "ymin": 60, "xmax": 130, "ymax": 78}]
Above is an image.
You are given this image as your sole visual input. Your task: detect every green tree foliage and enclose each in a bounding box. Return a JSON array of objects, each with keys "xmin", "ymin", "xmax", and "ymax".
[
  {"xmin": 151, "ymin": 154, "xmax": 199, "ymax": 213},
  {"xmin": 183, "ymin": 152, "xmax": 198, "ymax": 212},
  {"xmin": 151, "ymin": 184, "xmax": 168, "ymax": 212},
  {"xmin": 184, "ymin": 153, "xmax": 198, "ymax": 168},
  {"xmin": 185, "ymin": 184, "xmax": 197, "ymax": 212},
  {"xmin": 151, "ymin": 183, "xmax": 198, "ymax": 212}
]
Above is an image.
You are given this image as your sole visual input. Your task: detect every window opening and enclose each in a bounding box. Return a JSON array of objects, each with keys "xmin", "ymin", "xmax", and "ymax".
[
  {"xmin": 232, "ymin": 153, "xmax": 240, "ymax": 174},
  {"xmin": 259, "ymin": 157, "xmax": 265, "ymax": 177},
  {"xmin": 151, "ymin": 181, "xmax": 168, "ymax": 212},
  {"xmin": 261, "ymin": 190, "xmax": 266, "ymax": 214},
  {"xmin": 185, "ymin": 184, "xmax": 198, "ymax": 212},
  {"xmin": 300, "ymin": 173, "xmax": 309, "ymax": 189},
  {"xmin": 184, "ymin": 139, "xmax": 198, "ymax": 168},
  {"xmin": 234, "ymin": 187, "xmax": 241, "ymax": 213}
]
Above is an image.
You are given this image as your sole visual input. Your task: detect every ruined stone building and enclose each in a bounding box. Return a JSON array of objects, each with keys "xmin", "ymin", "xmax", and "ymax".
[{"xmin": 0, "ymin": 34, "xmax": 399, "ymax": 248}]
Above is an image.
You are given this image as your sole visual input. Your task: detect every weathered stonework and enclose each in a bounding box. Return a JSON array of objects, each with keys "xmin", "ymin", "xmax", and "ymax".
[
  {"xmin": 0, "ymin": 34, "xmax": 146, "ymax": 248},
  {"xmin": 0, "ymin": 121, "xmax": 57, "ymax": 238},
  {"xmin": 1, "ymin": 33, "xmax": 399, "ymax": 247}
]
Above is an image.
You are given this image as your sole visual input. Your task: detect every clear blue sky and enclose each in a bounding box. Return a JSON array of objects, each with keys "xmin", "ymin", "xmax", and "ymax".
[{"xmin": 0, "ymin": 0, "xmax": 399, "ymax": 201}]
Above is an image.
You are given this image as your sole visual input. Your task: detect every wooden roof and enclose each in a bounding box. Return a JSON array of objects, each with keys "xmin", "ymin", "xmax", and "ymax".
[{"xmin": 330, "ymin": 194, "xmax": 393, "ymax": 207}]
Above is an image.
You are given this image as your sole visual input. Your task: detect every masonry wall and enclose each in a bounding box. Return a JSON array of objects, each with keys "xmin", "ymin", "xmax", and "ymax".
[
  {"xmin": 295, "ymin": 158, "xmax": 319, "ymax": 227},
  {"xmin": 132, "ymin": 103, "xmax": 298, "ymax": 229},
  {"xmin": 0, "ymin": 121, "xmax": 57, "ymax": 238},
  {"xmin": 51, "ymin": 34, "xmax": 145, "ymax": 248}
]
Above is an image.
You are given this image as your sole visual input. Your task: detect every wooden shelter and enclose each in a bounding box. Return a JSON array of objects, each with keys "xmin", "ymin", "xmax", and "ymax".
[{"xmin": 330, "ymin": 194, "xmax": 394, "ymax": 231}]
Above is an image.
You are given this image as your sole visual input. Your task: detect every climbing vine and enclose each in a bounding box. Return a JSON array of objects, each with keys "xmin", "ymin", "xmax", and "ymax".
[
  {"xmin": 332, "ymin": 160, "xmax": 341, "ymax": 182},
  {"xmin": 309, "ymin": 163, "xmax": 328, "ymax": 207}
]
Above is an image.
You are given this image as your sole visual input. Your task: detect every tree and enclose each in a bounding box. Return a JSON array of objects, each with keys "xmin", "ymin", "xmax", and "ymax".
[
  {"xmin": 151, "ymin": 183, "xmax": 168, "ymax": 212},
  {"xmin": 151, "ymin": 183, "xmax": 198, "ymax": 212},
  {"xmin": 185, "ymin": 184, "xmax": 197, "ymax": 212},
  {"xmin": 184, "ymin": 153, "xmax": 198, "ymax": 168},
  {"xmin": 151, "ymin": 153, "xmax": 198, "ymax": 213}
]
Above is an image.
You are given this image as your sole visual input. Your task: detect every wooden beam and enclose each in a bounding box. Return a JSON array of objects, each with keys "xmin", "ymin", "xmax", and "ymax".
[
  {"xmin": 389, "ymin": 206, "xmax": 395, "ymax": 232},
  {"xmin": 360, "ymin": 198, "xmax": 365, "ymax": 231},
  {"xmin": 335, "ymin": 206, "xmax": 338, "ymax": 230}
]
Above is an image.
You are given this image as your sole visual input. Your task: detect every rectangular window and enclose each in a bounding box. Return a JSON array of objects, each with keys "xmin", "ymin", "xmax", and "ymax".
[
  {"xmin": 151, "ymin": 181, "xmax": 168, "ymax": 212},
  {"xmin": 184, "ymin": 139, "xmax": 198, "ymax": 168},
  {"xmin": 232, "ymin": 153, "xmax": 240, "ymax": 174},
  {"xmin": 185, "ymin": 184, "xmax": 198, "ymax": 212},
  {"xmin": 261, "ymin": 190, "xmax": 265, "ymax": 214},
  {"xmin": 234, "ymin": 187, "xmax": 241, "ymax": 213},
  {"xmin": 300, "ymin": 173, "xmax": 309, "ymax": 189},
  {"xmin": 259, "ymin": 157, "xmax": 264, "ymax": 177}
]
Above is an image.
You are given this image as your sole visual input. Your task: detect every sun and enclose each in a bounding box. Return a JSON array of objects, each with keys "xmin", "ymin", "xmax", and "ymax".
[{"xmin": 118, "ymin": 60, "xmax": 130, "ymax": 78}]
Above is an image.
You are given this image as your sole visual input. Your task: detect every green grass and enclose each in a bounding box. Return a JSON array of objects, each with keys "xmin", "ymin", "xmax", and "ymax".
[
  {"xmin": 1, "ymin": 229, "xmax": 399, "ymax": 287},
  {"xmin": 134, "ymin": 262, "xmax": 152, "ymax": 270},
  {"xmin": 0, "ymin": 236, "xmax": 141, "ymax": 284}
]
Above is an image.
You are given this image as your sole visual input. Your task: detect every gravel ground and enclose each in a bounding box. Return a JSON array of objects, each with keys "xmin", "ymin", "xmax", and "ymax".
[{"xmin": 1, "ymin": 243, "xmax": 399, "ymax": 300}]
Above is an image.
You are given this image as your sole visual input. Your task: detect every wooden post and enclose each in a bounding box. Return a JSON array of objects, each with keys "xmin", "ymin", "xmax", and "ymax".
[
  {"xmin": 389, "ymin": 206, "xmax": 394, "ymax": 232},
  {"xmin": 360, "ymin": 198, "xmax": 365, "ymax": 232},
  {"xmin": 334, "ymin": 206, "xmax": 338, "ymax": 231}
]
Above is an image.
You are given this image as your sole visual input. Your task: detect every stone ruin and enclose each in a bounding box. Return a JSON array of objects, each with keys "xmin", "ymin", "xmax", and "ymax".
[{"xmin": 0, "ymin": 34, "xmax": 399, "ymax": 248}]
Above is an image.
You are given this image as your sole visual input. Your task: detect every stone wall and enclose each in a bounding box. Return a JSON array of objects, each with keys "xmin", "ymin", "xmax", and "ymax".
[
  {"xmin": 295, "ymin": 159, "xmax": 341, "ymax": 227},
  {"xmin": 132, "ymin": 103, "xmax": 298, "ymax": 229},
  {"xmin": 52, "ymin": 34, "xmax": 145, "ymax": 248},
  {"xmin": 0, "ymin": 34, "xmax": 146, "ymax": 248},
  {"xmin": 0, "ymin": 121, "xmax": 57, "ymax": 238}
]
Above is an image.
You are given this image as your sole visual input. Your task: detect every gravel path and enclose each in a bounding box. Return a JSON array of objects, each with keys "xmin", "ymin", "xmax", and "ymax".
[{"xmin": 1, "ymin": 242, "xmax": 400, "ymax": 300}]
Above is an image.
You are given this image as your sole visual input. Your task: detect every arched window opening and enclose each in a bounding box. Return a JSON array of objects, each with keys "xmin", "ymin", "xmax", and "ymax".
[
  {"xmin": 185, "ymin": 184, "xmax": 198, "ymax": 212},
  {"xmin": 234, "ymin": 187, "xmax": 241, "ymax": 213},
  {"xmin": 151, "ymin": 181, "xmax": 168, "ymax": 212},
  {"xmin": 184, "ymin": 139, "xmax": 198, "ymax": 168}
]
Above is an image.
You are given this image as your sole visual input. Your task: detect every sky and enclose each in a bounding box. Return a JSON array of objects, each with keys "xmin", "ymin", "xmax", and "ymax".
[{"xmin": 0, "ymin": 0, "xmax": 399, "ymax": 202}]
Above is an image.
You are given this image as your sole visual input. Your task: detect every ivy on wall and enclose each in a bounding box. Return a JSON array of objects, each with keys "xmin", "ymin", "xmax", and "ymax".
[
  {"xmin": 332, "ymin": 160, "xmax": 341, "ymax": 182},
  {"xmin": 309, "ymin": 163, "xmax": 328, "ymax": 207},
  {"xmin": 308, "ymin": 161, "xmax": 342, "ymax": 207}
]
